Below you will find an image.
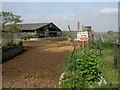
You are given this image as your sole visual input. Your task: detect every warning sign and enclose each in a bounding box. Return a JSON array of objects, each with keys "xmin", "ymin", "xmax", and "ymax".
[{"xmin": 77, "ymin": 31, "xmax": 89, "ymax": 41}]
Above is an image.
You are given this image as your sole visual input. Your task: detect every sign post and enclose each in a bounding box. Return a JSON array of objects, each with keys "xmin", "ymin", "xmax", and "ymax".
[
  {"xmin": 77, "ymin": 31, "xmax": 89, "ymax": 47},
  {"xmin": 77, "ymin": 31, "xmax": 89, "ymax": 41}
]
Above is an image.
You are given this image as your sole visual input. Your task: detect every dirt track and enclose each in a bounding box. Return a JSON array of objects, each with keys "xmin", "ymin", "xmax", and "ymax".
[{"xmin": 2, "ymin": 38, "xmax": 73, "ymax": 88}]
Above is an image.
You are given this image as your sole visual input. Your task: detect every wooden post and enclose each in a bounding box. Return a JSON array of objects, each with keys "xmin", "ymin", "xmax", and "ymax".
[
  {"xmin": 68, "ymin": 25, "xmax": 72, "ymax": 41},
  {"xmin": 77, "ymin": 21, "xmax": 81, "ymax": 48},
  {"xmin": 78, "ymin": 21, "xmax": 80, "ymax": 32},
  {"xmin": 68, "ymin": 25, "xmax": 71, "ymax": 32},
  {"xmin": 82, "ymin": 25, "xmax": 84, "ymax": 32},
  {"xmin": 82, "ymin": 25, "xmax": 84, "ymax": 48},
  {"xmin": 114, "ymin": 39, "xmax": 118, "ymax": 68},
  {"xmin": 87, "ymin": 26, "xmax": 91, "ymax": 38},
  {"xmin": 68, "ymin": 25, "xmax": 76, "ymax": 58}
]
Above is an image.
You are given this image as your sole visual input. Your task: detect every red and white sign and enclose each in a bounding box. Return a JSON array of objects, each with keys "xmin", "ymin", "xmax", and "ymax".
[{"xmin": 77, "ymin": 31, "xmax": 89, "ymax": 41}]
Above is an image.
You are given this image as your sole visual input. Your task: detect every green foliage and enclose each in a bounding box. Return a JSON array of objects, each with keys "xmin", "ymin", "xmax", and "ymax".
[
  {"xmin": 1, "ymin": 11, "xmax": 23, "ymax": 44},
  {"xmin": 101, "ymin": 41, "xmax": 113, "ymax": 49},
  {"xmin": 92, "ymin": 48, "xmax": 118, "ymax": 88},
  {"xmin": 16, "ymin": 41, "xmax": 23, "ymax": 46},
  {"xmin": 89, "ymin": 39, "xmax": 113, "ymax": 50},
  {"xmin": 1, "ymin": 11, "xmax": 22, "ymax": 27},
  {"xmin": 2, "ymin": 41, "xmax": 23, "ymax": 51},
  {"xmin": 60, "ymin": 49, "xmax": 100, "ymax": 88},
  {"xmin": 60, "ymin": 72, "xmax": 87, "ymax": 89},
  {"xmin": 22, "ymin": 35, "xmax": 35, "ymax": 40}
]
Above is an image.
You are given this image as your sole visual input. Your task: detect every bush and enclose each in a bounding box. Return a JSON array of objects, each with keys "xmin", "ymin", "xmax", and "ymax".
[
  {"xmin": 60, "ymin": 72, "xmax": 86, "ymax": 89},
  {"xmin": 22, "ymin": 35, "xmax": 34, "ymax": 40},
  {"xmin": 89, "ymin": 40, "xmax": 113, "ymax": 50},
  {"xmin": 15, "ymin": 41, "xmax": 23, "ymax": 46},
  {"xmin": 60, "ymin": 49, "xmax": 100, "ymax": 88},
  {"xmin": 2, "ymin": 41, "xmax": 23, "ymax": 51},
  {"xmin": 101, "ymin": 41, "xmax": 113, "ymax": 49}
]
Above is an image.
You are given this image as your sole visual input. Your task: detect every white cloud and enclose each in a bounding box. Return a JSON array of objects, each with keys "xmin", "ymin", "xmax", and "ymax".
[
  {"xmin": 21, "ymin": 13, "xmax": 76, "ymax": 25},
  {"xmin": 48, "ymin": 14, "xmax": 76, "ymax": 21},
  {"xmin": 99, "ymin": 8, "xmax": 118, "ymax": 14},
  {"xmin": 93, "ymin": 8, "xmax": 118, "ymax": 16}
]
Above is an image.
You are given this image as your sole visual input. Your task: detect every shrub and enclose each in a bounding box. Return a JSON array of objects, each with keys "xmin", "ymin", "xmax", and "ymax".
[
  {"xmin": 2, "ymin": 41, "xmax": 23, "ymax": 51},
  {"xmin": 89, "ymin": 40, "xmax": 113, "ymax": 50},
  {"xmin": 22, "ymin": 35, "xmax": 34, "ymax": 40},
  {"xmin": 60, "ymin": 49, "xmax": 100, "ymax": 88},
  {"xmin": 60, "ymin": 71, "xmax": 87, "ymax": 89},
  {"xmin": 15, "ymin": 41, "xmax": 23, "ymax": 46},
  {"xmin": 101, "ymin": 41, "xmax": 113, "ymax": 49}
]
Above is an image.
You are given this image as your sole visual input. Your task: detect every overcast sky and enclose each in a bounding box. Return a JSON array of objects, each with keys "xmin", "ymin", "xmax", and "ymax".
[{"xmin": 2, "ymin": 2, "xmax": 118, "ymax": 32}]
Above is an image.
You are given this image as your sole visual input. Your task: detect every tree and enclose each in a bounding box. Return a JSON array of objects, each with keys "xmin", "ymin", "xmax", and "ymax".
[
  {"xmin": 107, "ymin": 31, "xmax": 114, "ymax": 34},
  {"xmin": 1, "ymin": 11, "xmax": 23, "ymax": 44}
]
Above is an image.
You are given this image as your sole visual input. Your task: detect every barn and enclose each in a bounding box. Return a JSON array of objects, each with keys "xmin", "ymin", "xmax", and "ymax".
[{"xmin": 20, "ymin": 22, "xmax": 62, "ymax": 37}]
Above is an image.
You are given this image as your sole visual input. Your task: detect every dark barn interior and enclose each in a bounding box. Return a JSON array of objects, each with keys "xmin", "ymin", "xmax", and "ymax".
[{"xmin": 49, "ymin": 28, "xmax": 57, "ymax": 37}]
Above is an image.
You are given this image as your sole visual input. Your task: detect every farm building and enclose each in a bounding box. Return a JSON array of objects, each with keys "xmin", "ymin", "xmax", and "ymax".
[{"xmin": 20, "ymin": 22, "xmax": 62, "ymax": 37}]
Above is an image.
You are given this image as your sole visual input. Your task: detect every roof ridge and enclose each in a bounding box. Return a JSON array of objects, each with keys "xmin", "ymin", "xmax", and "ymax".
[{"xmin": 20, "ymin": 22, "xmax": 49, "ymax": 25}]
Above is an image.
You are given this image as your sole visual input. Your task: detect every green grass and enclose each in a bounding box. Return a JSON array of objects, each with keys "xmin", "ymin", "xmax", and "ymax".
[
  {"xmin": 118, "ymin": 45, "xmax": 120, "ymax": 89},
  {"xmin": 93, "ymin": 48, "xmax": 118, "ymax": 88}
]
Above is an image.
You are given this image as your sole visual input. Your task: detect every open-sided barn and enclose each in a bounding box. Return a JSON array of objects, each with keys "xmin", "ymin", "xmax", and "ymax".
[{"xmin": 20, "ymin": 22, "xmax": 62, "ymax": 37}]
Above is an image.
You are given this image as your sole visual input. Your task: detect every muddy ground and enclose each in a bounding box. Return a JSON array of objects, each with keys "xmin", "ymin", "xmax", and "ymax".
[{"xmin": 2, "ymin": 38, "xmax": 74, "ymax": 88}]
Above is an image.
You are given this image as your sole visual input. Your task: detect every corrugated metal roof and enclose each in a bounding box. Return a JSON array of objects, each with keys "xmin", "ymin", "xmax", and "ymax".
[
  {"xmin": 3, "ymin": 22, "xmax": 62, "ymax": 31},
  {"xmin": 3, "ymin": 23, "xmax": 49, "ymax": 31},
  {"xmin": 19, "ymin": 23, "xmax": 49, "ymax": 30}
]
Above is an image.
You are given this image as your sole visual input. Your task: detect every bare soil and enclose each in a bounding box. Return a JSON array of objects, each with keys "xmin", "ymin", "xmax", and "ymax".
[{"xmin": 2, "ymin": 38, "xmax": 74, "ymax": 88}]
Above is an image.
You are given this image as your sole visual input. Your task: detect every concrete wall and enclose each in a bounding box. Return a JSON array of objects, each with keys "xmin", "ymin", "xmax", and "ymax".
[{"xmin": 2, "ymin": 45, "xmax": 23, "ymax": 62}]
